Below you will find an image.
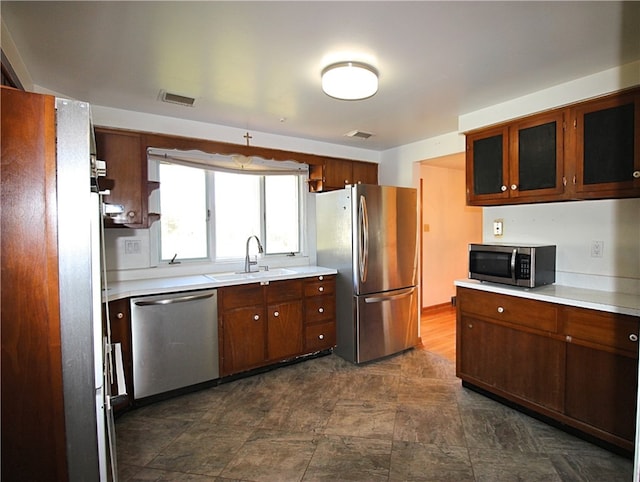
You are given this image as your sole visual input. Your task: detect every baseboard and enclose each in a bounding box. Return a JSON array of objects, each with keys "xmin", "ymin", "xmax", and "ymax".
[{"xmin": 421, "ymin": 302, "xmax": 455, "ymax": 315}]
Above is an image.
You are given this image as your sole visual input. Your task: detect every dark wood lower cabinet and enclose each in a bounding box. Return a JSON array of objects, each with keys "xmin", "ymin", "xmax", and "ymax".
[
  {"xmin": 223, "ymin": 304, "xmax": 267, "ymax": 374},
  {"xmin": 107, "ymin": 298, "xmax": 134, "ymax": 411},
  {"xmin": 565, "ymin": 343, "xmax": 638, "ymax": 443},
  {"xmin": 459, "ymin": 316, "xmax": 565, "ymax": 412},
  {"xmin": 456, "ymin": 286, "xmax": 639, "ymax": 453},
  {"xmin": 219, "ymin": 275, "xmax": 336, "ymax": 377},
  {"xmin": 267, "ymin": 300, "xmax": 303, "ymax": 360},
  {"xmin": 105, "ymin": 275, "xmax": 336, "ymax": 404}
]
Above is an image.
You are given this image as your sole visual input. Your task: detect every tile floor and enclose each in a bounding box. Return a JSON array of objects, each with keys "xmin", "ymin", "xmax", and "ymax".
[{"xmin": 116, "ymin": 349, "xmax": 633, "ymax": 481}]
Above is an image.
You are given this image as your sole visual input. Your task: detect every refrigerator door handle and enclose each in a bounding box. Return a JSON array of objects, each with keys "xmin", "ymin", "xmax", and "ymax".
[
  {"xmin": 358, "ymin": 194, "xmax": 369, "ymax": 283},
  {"xmin": 364, "ymin": 287, "xmax": 415, "ymax": 303}
]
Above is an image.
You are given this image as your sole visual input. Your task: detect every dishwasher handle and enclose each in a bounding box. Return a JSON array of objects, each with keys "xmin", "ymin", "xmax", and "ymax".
[{"xmin": 133, "ymin": 292, "xmax": 215, "ymax": 306}]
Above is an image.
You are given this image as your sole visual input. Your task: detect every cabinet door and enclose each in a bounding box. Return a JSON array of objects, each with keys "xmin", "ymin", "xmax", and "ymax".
[
  {"xmin": 352, "ymin": 161, "xmax": 378, "ymax": 185},
  {"xmin": 565, "ymin": 343, "xmax": 637, "ymax": 443},
  {"xmin": 458, "ymin": 316, "xmax": 565, "ymax": 411},
  {"xmin": 509, "ymin": 111, "xmax": 565, "ymax": 199},
  {"xmin": 466, "ymin": 126, "xmax": 510, "ymax": 204},
  {"xmin": 573, "ymin": 89, "xmax": 640, "ymax": 197},
  {"xmin": 95, "ymin": 128, "xmax": 147, "ymax": 227},
  {"xmin": 106, "ymin": 298, "xmax": 134, "ymax": 411},
  {"xmin": 222, "ymin": 305, "xmax": 266, "ymax": 375},
  {"xmin": 324, "ymin": 158, "xmax": 353, "ymax": 189},
  {"xmin": 267, "ymin": 300, "xmax": 303, "ymax": 360}
]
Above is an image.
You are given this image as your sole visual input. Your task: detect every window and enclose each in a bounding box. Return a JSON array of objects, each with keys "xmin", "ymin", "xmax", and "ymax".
[
  {"xmin": 159, "ymin": 163, "xmax": 208, "ymax": 260},
  {"xmin": 157, "ymin": 160, "xmax": 303, "ymax": 263}
]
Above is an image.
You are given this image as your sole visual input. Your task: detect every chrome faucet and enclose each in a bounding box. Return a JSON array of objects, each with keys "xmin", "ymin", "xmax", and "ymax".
[{"xmin": 244, "ymin": 235, "xmax": 264, "ymax": 272}]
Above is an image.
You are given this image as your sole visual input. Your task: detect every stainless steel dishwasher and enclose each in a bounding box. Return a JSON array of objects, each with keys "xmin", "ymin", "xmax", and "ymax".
[{"xmin": 130, "ymin": 289, "xmax": 218, "ymax": 399}]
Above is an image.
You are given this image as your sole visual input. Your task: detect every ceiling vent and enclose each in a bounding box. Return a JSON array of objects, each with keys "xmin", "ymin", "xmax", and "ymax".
[
  {"xmin": 159, "ymin": 90, "xmax": 196, "ymax": 107},
  {"xmin": 344, "ymin": 130, "xmax": 374, "ymax": 140}
]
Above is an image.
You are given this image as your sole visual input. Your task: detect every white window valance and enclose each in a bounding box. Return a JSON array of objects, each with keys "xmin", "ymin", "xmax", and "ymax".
[{"xmin": 147, "ymin": 148, "xmax": 309, "ymax": 176}]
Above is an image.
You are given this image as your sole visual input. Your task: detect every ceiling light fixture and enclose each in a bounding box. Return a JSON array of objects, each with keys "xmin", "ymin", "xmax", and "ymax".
[{"xmin": 321, "ymin": 62, "xmax": 378, "ymax": 100}]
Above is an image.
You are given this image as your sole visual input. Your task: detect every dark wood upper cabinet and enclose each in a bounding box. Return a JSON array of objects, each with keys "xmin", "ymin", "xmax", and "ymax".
[
  {"xmin": 352, "ymin": 160, "xmax": 379, "ymax": 185},
  {"xmin": 509, "ymin": 111, "xmax": 565, "ymax": 199},
  {"xmin": 95, "ymin": 127, "xmax": 159, "ymax": 228},
  {"xmin": 466, "ymin": 86, "xmax": 640, "ymax": 206},
  {"xmin": 466, "ymin": 126, "xmax": 510, "ymax": 204},
  {"xmin": 573, "ymin": 89, "xmax": 640, "ymax": 198},
  {"xmin": 308, "ymin": 158, "xmax": 378, "ymax": 192}
]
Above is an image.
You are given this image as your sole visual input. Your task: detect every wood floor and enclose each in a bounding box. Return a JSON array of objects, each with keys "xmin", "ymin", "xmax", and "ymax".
[{"xmin": 419, "ymin": 304, "xmax": 456, "ymax": 363}]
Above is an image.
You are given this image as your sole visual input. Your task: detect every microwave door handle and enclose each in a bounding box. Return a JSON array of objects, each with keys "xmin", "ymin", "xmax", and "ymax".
[{"xmin": 511, "ymin": 248, "xmax": 517, "ymax": 284}]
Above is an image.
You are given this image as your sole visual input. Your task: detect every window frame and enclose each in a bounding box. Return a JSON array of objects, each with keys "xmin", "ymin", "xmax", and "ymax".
[{"xmin": 149, "ymin": 157, "xmax": 308, "ymax": 268}]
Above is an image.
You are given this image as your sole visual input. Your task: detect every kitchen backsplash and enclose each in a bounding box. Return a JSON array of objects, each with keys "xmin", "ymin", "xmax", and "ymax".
[{"xmin": 483, "ymin": 197, "xmax": 640, "ymax": 295}]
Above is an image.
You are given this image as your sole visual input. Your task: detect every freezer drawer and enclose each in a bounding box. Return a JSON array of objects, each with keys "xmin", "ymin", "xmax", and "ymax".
[
  {"xmin": 130, "ymin": 289, "xmax": 218, "ymax": 399},
  {"xmin": 355, "ymin": 286, "xmax": 419, "ymax": 363}
]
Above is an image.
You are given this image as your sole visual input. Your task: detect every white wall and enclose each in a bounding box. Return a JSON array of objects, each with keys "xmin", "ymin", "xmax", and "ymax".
[
  {"xmin": 484, "ymin": 199, "xmax": 640, "ymax": 295},
  {"xmin": 91, "ymin": 105, "xmax": 382, "ymax": 165},
  {"xmin": 379, "ymin": 131, "xmax": 465, "ymax": 187}
]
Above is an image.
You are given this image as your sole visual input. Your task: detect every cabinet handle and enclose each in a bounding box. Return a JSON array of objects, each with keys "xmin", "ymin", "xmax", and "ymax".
[
  {"xmin": 501, "ymin": 185, "xmax": 507, "ymax": 192},
  {"xmin": 274, "ymin": 311, "xmax": 279, "ymax": 317},
  {"xmin": 116, "ymin": 312, "xmax": 124, "ymax": 319},
  {"xmin": 630, "ymin": 334, "xmax": 638, "ymax": 342},
  {"xmin": 318, "ymin": 275, "xmax": 324, "ymax": 281},
  {"xmin": 318, "ymin": 334, "xmax": 325, "ymax": 340},
  {"xmin": 127, "ymin": 210, "xmax": 136, "ymax": 218},
  {"xmin": 318, "ymin": 307, "xmax": 324, "ymax": 313},
  {"xmin": 253, "ymin": 314, "xmax": 260, "ymax": 321},
  {"xmin": 468, "ymin": 323, "xmax": 473, "ymax": 329},
  {"xmin": 497, "ymin": 306, "xmax": 504, "ymax": 313},
  {"xmin": 633, "ymin": 171, "xmax": 640, "ymax": 179},
  {"xmin": 318, "ymin": 286, "xmax": 324, "ymax": 292},
  {"xmin": 510, "ymin": 184, "xmax": 517, "ymax": 191}
]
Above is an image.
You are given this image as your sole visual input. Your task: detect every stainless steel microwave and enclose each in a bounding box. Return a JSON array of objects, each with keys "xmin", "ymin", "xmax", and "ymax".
[{"xmin": 469, "ymin": 243, "xmax": 556, "ymax": 288}]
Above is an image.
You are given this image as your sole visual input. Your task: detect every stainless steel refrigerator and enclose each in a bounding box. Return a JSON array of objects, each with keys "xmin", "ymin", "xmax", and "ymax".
[
  {"xmin": 57, "ymin": 97, "xmax": 117, "ymax": 480},
  {"xmin": 316, "ymin": 184, "xmax": 419, "ymax": 363}
]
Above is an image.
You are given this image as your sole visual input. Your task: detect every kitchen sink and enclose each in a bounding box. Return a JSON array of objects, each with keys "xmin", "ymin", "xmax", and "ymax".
[{"xmin": 205, "ymin": 268, "xmax": 296, "ymax": 283}]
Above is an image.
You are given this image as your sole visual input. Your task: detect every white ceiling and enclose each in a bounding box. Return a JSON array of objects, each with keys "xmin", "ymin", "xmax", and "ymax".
[{"xmin": 2, "ymin": 1, "xmax": 639, "ymax": 151}]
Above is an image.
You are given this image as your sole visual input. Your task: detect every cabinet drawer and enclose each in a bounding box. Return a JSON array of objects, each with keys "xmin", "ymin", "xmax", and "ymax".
[
  {"xmin": 221, "ymin": 284, "xmax": 263, "ymax": 310},
  {"xmin": 266, "ymin": 279, "xmax": 302, "ymax": 303},
  {"xmin": 458, "ymin": 288, "xmax": 558, "ymax": 333},
  {"xmin": 304, "ymin": 276, "xmax": 335, "ymax": 297},
  {"xmin": 305, "ymin": 322, "xmax": 336, "ymax": 351},
  {"xmin": 305, "ymin": 296, "xmax": 335, "ymax": 323},
  {"xmin": 562, "ymin": 306, "xmax": 639, "ymax": 353}
]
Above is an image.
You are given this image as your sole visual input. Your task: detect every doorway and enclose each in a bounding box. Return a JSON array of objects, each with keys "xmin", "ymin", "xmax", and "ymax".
[{"xmin": 419, "ymin": 153, "xmax": 482, "ymax": 361}]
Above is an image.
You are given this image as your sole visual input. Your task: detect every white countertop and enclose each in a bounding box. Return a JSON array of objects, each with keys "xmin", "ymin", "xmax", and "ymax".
[
  {"xmin": 454, "ymin": 279, "xmax": 640, "ymax": 317},
  {"xmin": 105, "ymin": 266, "xmax": 337, "ymax": 302}
]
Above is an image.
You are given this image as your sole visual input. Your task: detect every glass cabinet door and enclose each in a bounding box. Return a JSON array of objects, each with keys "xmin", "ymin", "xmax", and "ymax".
[
  {"xmin": 573, "ymin": 90, "xmax": 640, "ymax": 196},
  {"xmin": 466, "ymin": 126, "xmax": 509, "ymax": 204},
  {"xmin": 509, "ymin": 111, "xmax": 565, "ymax": 199}
]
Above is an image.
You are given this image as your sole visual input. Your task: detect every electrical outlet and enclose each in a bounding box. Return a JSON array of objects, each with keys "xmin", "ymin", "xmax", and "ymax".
[
  {"xmin": 125, "ymin": 239, "xmax": 142, "ymax": 255},
  {"xmin": 590, "ymin": 240, "xmax": 604, "ymax": 258},
  {"xmin": 493, "ymin": 219, "xmax": 503, "ymax": 236}
]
